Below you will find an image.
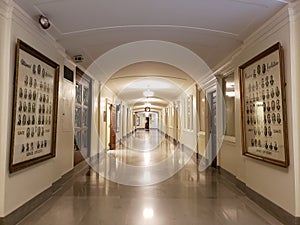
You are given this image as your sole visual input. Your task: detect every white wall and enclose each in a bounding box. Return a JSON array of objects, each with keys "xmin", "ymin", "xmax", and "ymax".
[
  {"xmin": 0, "ymin": 1, "xmax": 77, "ymax": 216},
  {"xmin": 150, "ymin": 112, "xmax": 159, "ymax": 129},
  {"xmin": 172, "ymin": 85, "xmax": 198, "ymax": 151},
  {"xmin": 99, "ymin": 86, "xmax": 114, "ymax": 150},
  {"xmin": 290, "ymin": 1, "xmax": 300, "ymax": 217},
  {"xmin": 0, "ymin": 0, "xmax": 10, "ymax": 217},
  {"xmin": 217, "ymin": 5, "xmax": 297, "ymax": 216},
  {"xmin": 135, "ymin": 112, "xmax": 159, "ymax": 129},
  {"xmin": 90, "ymin": 80, "xmax": 100, "ymax": 157}
]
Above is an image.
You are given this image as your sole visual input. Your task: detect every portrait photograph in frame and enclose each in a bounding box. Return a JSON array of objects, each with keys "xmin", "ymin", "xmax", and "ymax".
[
  {"xmin": 239, "ymin": 42, "xmax": 289, "ymax": 167},
  {"xmin": 9, "ymin": 39, "xmax": 60, "ymax": 173}
]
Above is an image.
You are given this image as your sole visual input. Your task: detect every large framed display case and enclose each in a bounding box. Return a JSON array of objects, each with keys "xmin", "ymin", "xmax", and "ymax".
[
  {"xmin": 239, "ymin": 42, "xmax": 289, "ymax": 167},
  {"xmin": 9, "ymin": 39, "xmax": 59, "ymax": 173},
  {"xmin": 74, "ymin": 68, "xmax": 91, "ymax": 165}
]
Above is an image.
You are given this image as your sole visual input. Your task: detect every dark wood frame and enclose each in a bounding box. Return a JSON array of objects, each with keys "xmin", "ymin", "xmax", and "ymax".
[
  {"xmin": 116, "ymin": 104, "xmax": 121, "ymax": 133},
  {"xmin": 239, "ymin": 42, "xmax": 289, "ymax": 167},
  {"xmin": 222, "ymin": 71, "xmax": 235, "ymax": 137},
  {"xmin": 74, "ymin": 67, "xmax": 92, "ymax": 165},
  {"xmin": 9, "ymin": 39, "xmax": 60, "ymax": 173}
]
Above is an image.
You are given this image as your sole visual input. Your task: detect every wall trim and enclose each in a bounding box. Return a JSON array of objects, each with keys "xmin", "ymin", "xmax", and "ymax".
[
  {"xmin": 197, "ymin": 74, "xmax": 216, "ymax": 90},
  {"xmin": 0, "ymin": 0, "xmax": 11, "ymax": 19},
  {"xmin": 243, "ymin": 5, "xmax": 289, "ymax": 50},
  {"xmin": 219, "ymin": 167, "xmax": 300, "ymax": 225},
  {"xmin": 11, "ymin": 2, "xmax": 67, "ymax": 58},
  {"xmin": 290, "ymin": 1, "xmax": 300, "ymax": 19},
  {"xmin": 212, "ymin": 4, "xmax": 290, "ymax": 76},
  {"xmin": 0, "ymin": 160, "xmax": 90, "ymax": 225}
]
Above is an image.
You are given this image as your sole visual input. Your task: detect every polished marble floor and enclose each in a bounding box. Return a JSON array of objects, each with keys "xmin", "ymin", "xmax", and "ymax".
[{"xmin": 17, "ymin": 130, "xmax": 283, "ymax": 225}]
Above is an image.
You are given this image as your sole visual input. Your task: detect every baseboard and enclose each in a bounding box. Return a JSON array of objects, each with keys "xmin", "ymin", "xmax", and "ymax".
[
  {"xmin": 0, "ymin": 160, "xmax": 90, "ymax": 225},
  {"xmin": 0, "ymin": 188, "xmax": 52, "ymax": 225},
  {"xmin": 218, "ymin": 167, "xmax": 300, "ymax": 225}
]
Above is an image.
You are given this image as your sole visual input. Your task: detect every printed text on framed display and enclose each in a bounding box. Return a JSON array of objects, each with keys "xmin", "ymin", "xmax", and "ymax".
[
  {"xmin": 9, "ymin": 39, "xmax": 59, "ymax": 173},
  {"xmin": 239, "ymin": 42, "xmax": 289, "ymax": 167}
]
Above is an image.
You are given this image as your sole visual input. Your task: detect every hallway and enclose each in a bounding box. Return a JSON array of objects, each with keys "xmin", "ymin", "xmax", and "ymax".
[{"xmin": 17, "ymin": 131, "xmax": 283, "ymax": 225}]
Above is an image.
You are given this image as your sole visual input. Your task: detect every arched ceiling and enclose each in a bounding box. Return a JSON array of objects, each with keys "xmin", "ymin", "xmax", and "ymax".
[
  {"xmin": 13, "ymin": 0, "xmax": 294, "ymax": 109},
  {"xmin": 104, "ymin": 62, "xmax": 195, "ymax": 108},
  {"xmin": 14, "ymin": 0, "xmax": 293, "ymax": 70}
]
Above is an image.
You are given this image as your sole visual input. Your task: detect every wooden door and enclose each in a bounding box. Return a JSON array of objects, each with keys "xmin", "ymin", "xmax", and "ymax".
[
  {"xmin": 174, "ymin": 106, "xmax": 179, "ymax": 143},
  {"xmin": 109, "ymin": 104, "xmax": 116, "ymax": 150}
]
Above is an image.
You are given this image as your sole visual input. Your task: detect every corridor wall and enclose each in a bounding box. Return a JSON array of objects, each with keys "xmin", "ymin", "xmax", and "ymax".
[
  {"xmin": 98, "ymin": 85, "xmax": 133, "ymax": 150},
  {"xmin": 0, "ymin": 0, "xmax": 80, "ymax": 218},
  {"xmin": 167, "ymin": 85, "xmax": 197, "ymax": 152},
  {"xmin": 217, "ymin": 4, "xmax": 298, "ymax": 218},
  {"xmin": 290, "ymin": 1, "xmax": 300, "ymax": 217},
  {"xmin": 0, "ymin": 0, "xmax": 9, "ymax": 216},
  {"xmin": 180, "ymin": 85, "xmax": 197, "ymax": 152}
]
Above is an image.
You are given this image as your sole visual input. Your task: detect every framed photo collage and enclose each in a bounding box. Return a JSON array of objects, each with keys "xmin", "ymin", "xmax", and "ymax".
[
  {"xmin": 239, "ymin": 42, "xmax": 289, "ymax": 167},
  {"xmin": 9, "ymin": 39, "xmax": 59, "ymax": 173}
]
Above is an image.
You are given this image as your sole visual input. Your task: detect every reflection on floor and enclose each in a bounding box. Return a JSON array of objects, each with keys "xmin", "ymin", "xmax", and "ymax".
[
  {"xmin": 109, "ymin": 129, "xmax": 176, "ymax": 166},
  {"xmin": 94, "ymin": 130, "xmax": 194, "ymax": 186},
  {"xmin": 18, "ymin": 130, "xmax": 283, "ymax": 225}
]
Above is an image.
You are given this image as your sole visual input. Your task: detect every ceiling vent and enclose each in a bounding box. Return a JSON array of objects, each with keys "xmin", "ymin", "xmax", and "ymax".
[{"xmin": 73, "ymin": 55, "xmax": 84, "ymax": 63}]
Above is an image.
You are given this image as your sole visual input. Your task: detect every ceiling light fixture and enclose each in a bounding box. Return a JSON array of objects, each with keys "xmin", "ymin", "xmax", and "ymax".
[
  {"xmin": 145, "ymin": 97, "xmax": 151, "ymax": 112},
  {"xmin": 144, "ymin": 102, "xmax": 151, "ymax": 107},
  {"xmin": 39, "ymin": 15, "xmax": 50, "ymax": 29},
  {"xmin": 143, "ymin": 89, "xmax": 154, "ymax": 97}
]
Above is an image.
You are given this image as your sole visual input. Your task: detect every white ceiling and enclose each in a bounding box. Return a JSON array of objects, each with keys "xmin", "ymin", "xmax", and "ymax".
[
  {"xmin": 15, "ymin": 0, "xmax": 290, "ymax": 69},
  {"xmin": 105, "ymin": 62, "xmax": 195, "ymax": 107},
  {"xmin": 13, "ymin": 0, "xmax": 292, "ymax": 108}
]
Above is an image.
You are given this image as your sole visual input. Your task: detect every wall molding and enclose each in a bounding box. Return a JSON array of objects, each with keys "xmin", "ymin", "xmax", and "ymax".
[
  {"xmin": 11, "ymin": 1, "xmax": 67, "ymax": 59},
  {"xmin": 0, "ymin": 160, "xmax": 90, "ymax": 225},
  {"xmin": 290, "ymin": 1, "xmax": 300, "ymax": 20},
  {"xmin": 198, "ymin": 75, "xmax": 216, "ymax": 91},
  {"xmin": 243, "ymin": 5, "xmax": 289, "ymax": 50},
  {"xmin": 212, "ymin": 4, "xmax": 290, "ymax": 76},
  {"xmin": 0, "ymin": 0, "xmax": 11, "ymax": 19},
  {"xmin": 219, "ymin": 167, "xmax": 300, "ymax": 225}
]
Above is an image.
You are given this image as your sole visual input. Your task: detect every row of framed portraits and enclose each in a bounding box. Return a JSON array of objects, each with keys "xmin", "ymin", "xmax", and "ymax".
[
  {"xmin": 10, "ymin": 39, "xmax": 59, "ymax": 173},
  {"xmin": 9, "ymin": 40, "xmax": 289, "ymax": 172},
  {"xmin": 10, "ymin": 40, "xmax": 93, "ymax": 173},
  {"xmin": 239, "ymin": 42, "xmax": 289, "ymax": 167}
]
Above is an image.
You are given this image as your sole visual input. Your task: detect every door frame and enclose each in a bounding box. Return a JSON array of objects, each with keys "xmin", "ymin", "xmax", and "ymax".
[
  {"xmin": 109, "ymin": 104, "xmax": 117, "ymax": 150},
  {"xmin": 174, "ymin": 103, "xmax": 179, "ymax": 143},
  {"xmin": 207, "ymin": 89, "xmax": 217, "ymax": 168},
  {"xmin": 74, "ymin": 68, "xmax": 92, "ymax": 166},
  {"xmin": 105, "ymin": 98, "xmax": 112, "ymax": 150},
  {"xmin": 205, "ymin": 82, "xmax": 225, "ymax": 168}
]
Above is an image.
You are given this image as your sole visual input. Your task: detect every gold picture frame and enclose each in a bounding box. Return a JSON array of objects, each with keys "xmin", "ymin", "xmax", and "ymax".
[
  {"xmin": 9, "ymin": 39, "xmax": 60, "ymax": 173},
  {"xmin": 239, "ymin": 42, "xmax": 289, "ymax": 167}
]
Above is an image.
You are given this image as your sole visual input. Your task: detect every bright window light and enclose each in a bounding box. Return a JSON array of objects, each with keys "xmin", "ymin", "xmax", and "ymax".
[
  {"xmin": 143, "ymin": 208, "xmax": 154, "ymax": 219},
  {"xmin": 226, "ymin": 91, "xmax": 235, "ymax": 97}
]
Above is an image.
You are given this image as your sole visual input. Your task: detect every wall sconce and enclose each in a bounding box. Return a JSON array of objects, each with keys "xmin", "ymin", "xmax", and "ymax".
[{"xmin": 39, "ymin": 15, "xmax": 50, "ymax": 29}]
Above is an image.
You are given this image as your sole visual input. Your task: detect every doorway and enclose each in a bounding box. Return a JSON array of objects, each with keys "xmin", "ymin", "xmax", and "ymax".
[
  {"xmin": 109, "ymin": 104, "xmax": 116, "ymax": 150},
  {"xmin": 208, "ymin": 90, "xmax": 217, "ymax": 168},
  {"xmin": 145, "ymin": 117, "xmax": 150, "ymax": 131},
  {"xmin": 174, "ymin": 105, "xmax": 179, "ymax": 143},
  {"xmin": 74, "ymin": 68, "xmax": 92, "ymax": 166}
]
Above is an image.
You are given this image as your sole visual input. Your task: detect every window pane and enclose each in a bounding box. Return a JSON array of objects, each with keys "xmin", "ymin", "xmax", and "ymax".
[
  {"xmin": 223, "ymin": 73, "xmax": 235, "ymax": 136},
  {"xmin": 75, "ymin": 83, "xmax": 82, "ymax": 104},
  {"xmin": 200, "ymin": 90, "xmax": 206, "ymax": 132}
]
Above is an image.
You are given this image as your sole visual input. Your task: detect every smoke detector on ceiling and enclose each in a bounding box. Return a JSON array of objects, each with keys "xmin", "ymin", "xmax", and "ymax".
[{"xmin": 73, "ymin": 55, "xmax": 84, "ymax": 63}]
